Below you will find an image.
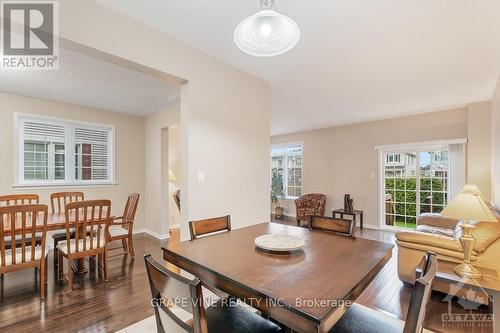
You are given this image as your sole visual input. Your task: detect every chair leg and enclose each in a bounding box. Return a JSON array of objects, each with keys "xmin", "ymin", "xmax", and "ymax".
[
  {"xmin": 121, "ymin": 238, "xmax": 128, "ymax": 254},
  {"xmin": 128, "ymin": 235, "xmax": 135, "ymax": 258},
  {"xmin": 58, "ymin": 252, "xmax": 63, "ymax": 281},
  {"xmin": 103, "ymin": 249, "xmax": 108, "ymax": 281},
  {"xmin": 53, "ymin": 239, "xmax": 59, "ymax": 267},
  {"xmin": 40, "ymin": 261, "xmax": 46, "ymax": 300},
  {"xmin": 44, "ymin": 256, "xmax": 48, "ymax": 284},
  {"xmin": 66, "ymin": 256, "xmax": 73, "ymax": 291}
]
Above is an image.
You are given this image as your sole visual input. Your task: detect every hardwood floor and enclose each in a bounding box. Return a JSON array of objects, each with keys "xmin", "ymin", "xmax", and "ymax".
[{"xmin": 0, "ymin": 221, "xmax": 494, "ymax": 332}]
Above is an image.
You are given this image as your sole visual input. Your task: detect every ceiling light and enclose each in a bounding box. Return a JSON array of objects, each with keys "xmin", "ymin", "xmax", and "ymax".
[{"xmin": 234, "ymin": 0, "xmax": 300, "ymax": 57}]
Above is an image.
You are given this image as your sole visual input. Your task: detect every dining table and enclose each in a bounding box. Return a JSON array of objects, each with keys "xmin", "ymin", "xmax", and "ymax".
[
  {"xmin": 3, "ymin": 211, "xmax": 113, "ymax": 274},
  {"xmin": 162, "ymin": 222, "xmax": 394, "ymax": 333}
]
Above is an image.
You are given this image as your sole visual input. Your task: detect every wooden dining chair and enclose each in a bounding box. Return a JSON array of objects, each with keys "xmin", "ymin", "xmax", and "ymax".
[
  {"xmin": 57, "ymin": 200, "xmax": 111, "ymax": 291},
  {"xmin": 51, "ymin": 192, "xmax": 85, "ymax": 267},
  {"xmin": 0, "ymin": 204, "xmax": 49, "ymax": 299},
  {"xmin": 0, "ymin": 194, "xmax": 39, "ymax": 206},
  {"xmin": 144, "ymin": 254, "xmax": 283, "ymax": 333},
  {"xmin": 50, "ymin": 192, "xmax": 85, "ymax": 213},
  {"xmin": 309, "ymin": 215, "xmax": 356, "ymax": 237},
  {"xmin": 329, "ymin": 252, "xmax": 438, "ymax": 333},
  {"xmin": 107, "ymin": 193, "xmax": 140, "ymax": 258},
  {"xmin": 0, "ymin": 194, "xmax": 42, "ymax": 249},
  {"xmin": 189, "ymin": 215, "xmax": 231, "ymax": 241}
]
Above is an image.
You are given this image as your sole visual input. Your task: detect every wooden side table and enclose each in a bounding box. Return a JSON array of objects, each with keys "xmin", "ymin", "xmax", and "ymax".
[
  {"xmin": 332, "ymin": 209, "xmax": 364, "ymax": 229},
  {"xmin": 417, "ymin": 261, "xmax": 500, "ymax": 333}
]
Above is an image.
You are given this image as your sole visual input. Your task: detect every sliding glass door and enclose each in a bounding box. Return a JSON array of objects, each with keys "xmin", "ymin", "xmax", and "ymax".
[{"xmin": 383, "ymin": 150, "xmax": 449, "ymax": 229}]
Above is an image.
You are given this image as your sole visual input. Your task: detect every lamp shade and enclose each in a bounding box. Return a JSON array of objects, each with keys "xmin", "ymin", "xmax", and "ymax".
[
  {"xmin": 168, "ymin": 169, "xmax": 177, "ymax": 182},
  {"xmin": 441, "ymin": 185, "xmax": 497, "ymax": 222},
  {"xmin": 234, "ymin": 2, "xmax": 300, "ymax": 57}
]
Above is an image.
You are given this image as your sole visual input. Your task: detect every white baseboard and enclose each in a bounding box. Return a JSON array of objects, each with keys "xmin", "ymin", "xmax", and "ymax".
[{"xmin": 133, "ymin": 228, "xmax": 170, "ymax": 240}]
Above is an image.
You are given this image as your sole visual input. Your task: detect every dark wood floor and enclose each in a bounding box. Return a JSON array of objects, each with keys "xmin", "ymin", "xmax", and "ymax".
[{"xmin": 0, "ymin": 219, "xmax": 493, "ymax": 332}]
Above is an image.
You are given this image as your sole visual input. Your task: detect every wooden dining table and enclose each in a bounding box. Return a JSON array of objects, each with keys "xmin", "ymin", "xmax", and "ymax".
[
  {"xmin": 162, "ymin": 222, "xmax": 394, "ymax": 333},
  {"xmin": 3, "ymin": 211, "xmax": 112, "ymax": 274}
]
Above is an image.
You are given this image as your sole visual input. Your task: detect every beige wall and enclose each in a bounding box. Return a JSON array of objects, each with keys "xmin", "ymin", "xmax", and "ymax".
[
  {"xmin": 467, "ymin": 101, "xmax": 492, "ymax": 200},
  {"xmin": 59, "ymin": 1, "xmax": 271, "ymax": 241},
  {"xmin": 0, "ymin": 92, "xmax": 146, "ymax": 228},
  {"xmin": 145, "ymin": 103, "xmax": 180, "ymax": 237},
  {"xmin": 492, "ymin": 75, "xmax": 500, "ymax": 207},
  {"xmin": 272, "ymin": 107, "xmax": 471, "ymax": 228}
]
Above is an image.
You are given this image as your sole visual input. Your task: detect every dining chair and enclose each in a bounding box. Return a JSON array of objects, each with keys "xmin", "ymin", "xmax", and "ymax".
[
  {"xmin": 329, "ymin": 252, "xmax": 438, "ymax": 333},
  {"xmin": 51, "ymin": 192, "xmax": 85, "ymax": 267},
  {"xmin": 189, "ymin": 215, "xmax": 231, "ymax": 241},
  {"xmin": 309, "ymin": 215, "xmax": 356, "ymax": 237},
  {"xmin": 0, "ymin": 194, "xmax": 42, "ymax": 249},
  {"xmin": 0, "ymin": 194, "xmax": 39, "ymax": 206},
  {"xmin": 107, "ymin": 193, "xmax": 140, "ymax": 258},
  {"xmin": 144, "ymin": 254, "xmax": 283, "ymax": 333},
  {"xmin": 0, "ymin": 204, "xmax": 49, "ymax": 299},
  {"xmin": 57, "ymin": 200, "xmax": 111, "ymax": 291}
]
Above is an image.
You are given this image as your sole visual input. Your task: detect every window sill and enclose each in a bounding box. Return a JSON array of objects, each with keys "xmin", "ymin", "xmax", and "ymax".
[{"xmin": 12, "ymin": 182, "xmax": 118, "ymax": 190}]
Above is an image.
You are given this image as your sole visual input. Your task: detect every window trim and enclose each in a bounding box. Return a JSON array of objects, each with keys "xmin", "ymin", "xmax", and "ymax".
[
  {"xmin": 13, "ymin": 113, "xmax": 116, "ymax": 188},
  {"xmin": 271, "ymin": 142, "xmax": 303, "ymax": 200}
]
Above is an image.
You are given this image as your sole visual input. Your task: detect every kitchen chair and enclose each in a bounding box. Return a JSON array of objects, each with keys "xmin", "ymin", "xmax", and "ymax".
[
  {"xmin": 188, "ymin": 215, "xmax": 231, "ymax": 241},
  {"xmin": 144, "ymin": 254, "xmax": 283, "ymax": 333},
  {"xmin": 51, "ymin": 192, "xmax": 85, "ymax": 267},
  {"xmin": 0, "ymin": 204, "xmax": 49, "ymax": 299},
  {"xmin": 309, "ymin": 215, "xmax": 356, "ymax": 237},
  {"xmin": 57, "ymin": 200, "xmax": 110, "ymax": 291},
  {"xmin": 329, "ymin": 252, "xmax": 438, "ymax": 333},
  {"xmin": 107, "ymin": 193, "xmax": 140, "ymax": 258}
]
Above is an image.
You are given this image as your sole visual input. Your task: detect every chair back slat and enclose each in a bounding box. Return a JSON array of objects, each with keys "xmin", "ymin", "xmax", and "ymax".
[
  {"xmin": 0, "ymin": 204, "xmax": 48, "ymax": 270},
  {"xmin": 50, "ymin": 192, "xmax": 84, "ymax": 213},
  {"xmin": 189, "ymin": 215, "xmax": 231, "ymax": 240},
  {"xmin": 403, "ymin": 252, "xmax": 438, "ymax": 333},
  {"xmin": 122, "ymin": 193, "xmax": 140, "ymax": 232},
  {"xmin": 64, "ymin": 200, "xmax": 110, "ymax": 256},
  {"xmin": 309, "ymin": 216, "xmax": 356, "ymax": 237},
  {"xmin": 0, "ymin": 194, "xmax": 39, "ymax": 207},
  {"xmin": 144, "ymin": 254, "xmax": 207, "ymax": 333}
]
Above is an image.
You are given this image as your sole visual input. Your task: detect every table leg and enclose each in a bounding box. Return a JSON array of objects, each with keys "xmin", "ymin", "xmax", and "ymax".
[
  {"xmin": 360, "ymin": 212, "xmax": 364, "ymax": 229},
  {"xmin": 71, "ymin": 259, "xmax": 88, "ymax": 275}
]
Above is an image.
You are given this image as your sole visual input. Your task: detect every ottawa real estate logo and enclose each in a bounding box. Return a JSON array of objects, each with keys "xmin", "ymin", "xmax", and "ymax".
[{"xmin": 1, "ymin": 1, "xmax": 58, "ymax": 70}]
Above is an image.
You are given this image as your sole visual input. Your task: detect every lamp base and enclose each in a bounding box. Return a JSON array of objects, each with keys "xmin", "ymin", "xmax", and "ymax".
[{"xmin": 454, "ymin": 262, "xmax": 482, "ymax": 279}]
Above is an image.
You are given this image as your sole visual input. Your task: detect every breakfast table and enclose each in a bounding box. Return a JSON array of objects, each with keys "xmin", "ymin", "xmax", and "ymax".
[{"xmin": 162, "ymin": 222, "xmax": 393, "ymax": 333}]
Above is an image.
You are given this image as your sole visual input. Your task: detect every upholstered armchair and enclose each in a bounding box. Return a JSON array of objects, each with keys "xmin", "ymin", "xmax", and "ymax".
[{"xmin": 295, "ymin": 193, "xmax": 327, "ymax": 226}]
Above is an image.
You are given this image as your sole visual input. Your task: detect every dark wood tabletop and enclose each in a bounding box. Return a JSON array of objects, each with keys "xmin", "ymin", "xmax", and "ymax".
[{"xmin": 162, "ymin": 222, "xmax": 394, "ymax": 333}]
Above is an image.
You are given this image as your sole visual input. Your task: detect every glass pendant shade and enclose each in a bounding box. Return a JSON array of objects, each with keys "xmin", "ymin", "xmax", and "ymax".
[{"xmin": 234, "ymin": 1, "xmax": 300, "ymax": 57}]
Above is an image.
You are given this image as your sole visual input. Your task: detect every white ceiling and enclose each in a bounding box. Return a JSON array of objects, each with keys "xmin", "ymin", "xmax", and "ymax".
[
  {"xmin": 0, "ymin": 47, "xmax": 180, "ymax": 116},
  {"xmin": 98, "ymin": 0, "xmax": 500, "ymax": 135}
]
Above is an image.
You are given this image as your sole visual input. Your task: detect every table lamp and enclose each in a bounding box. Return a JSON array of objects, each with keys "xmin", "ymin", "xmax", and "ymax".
[{"xmin": 441, "ymin": 185, "xmax": 497, "ymax": 278}]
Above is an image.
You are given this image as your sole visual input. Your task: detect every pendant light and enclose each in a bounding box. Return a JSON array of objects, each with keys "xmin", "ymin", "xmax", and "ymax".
[{"xmin": 234, "ymin": 0, "xmax": 300, "ymax": 57}]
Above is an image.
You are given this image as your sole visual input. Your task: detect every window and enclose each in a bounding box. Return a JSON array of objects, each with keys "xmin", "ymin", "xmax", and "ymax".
[
  {"xmin": 17, "ymin": 114, "xmax": 115, "ymax": 186},
  {"xmin": 386, "ymin": 154, "xmax": 401, "ymax": 164},
  {"xmin": 271, "ymin": 143, "xmax": 303, "ymax": 199},
  {"xmin": 382, "ymin": 149, "xmax": 449, "ymax": 230}
]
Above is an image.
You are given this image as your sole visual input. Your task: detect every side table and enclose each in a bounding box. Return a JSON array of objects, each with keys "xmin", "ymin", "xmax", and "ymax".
[{"xmin": 332, "ymin": 209, "xmax": 363, "ymax": 229}]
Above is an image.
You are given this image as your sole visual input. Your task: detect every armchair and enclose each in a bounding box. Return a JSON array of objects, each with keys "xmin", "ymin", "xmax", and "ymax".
[{"xmin": 294, "ymin": 193, "xmax": 326, "ymax": 226}]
